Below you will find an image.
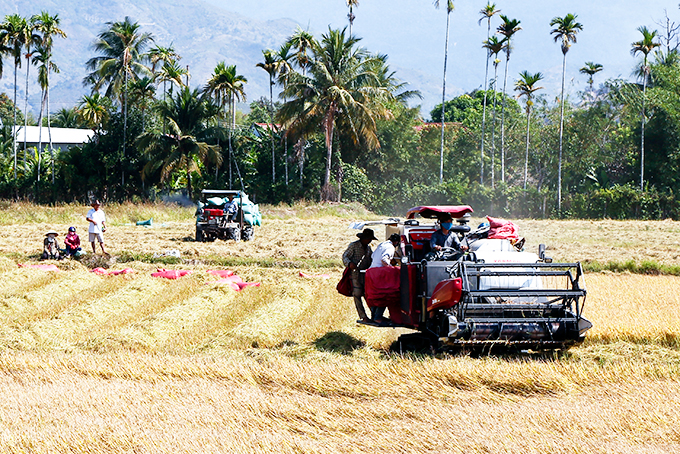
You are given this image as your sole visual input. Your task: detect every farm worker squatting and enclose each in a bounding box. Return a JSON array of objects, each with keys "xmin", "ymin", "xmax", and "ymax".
[
  {"xmin": 86, "ymin": 199, "xmax": 107, "ymax": 255},
  {"xmin": 342, "ymin": 228, "xmax": 376, "ymax": 324}
]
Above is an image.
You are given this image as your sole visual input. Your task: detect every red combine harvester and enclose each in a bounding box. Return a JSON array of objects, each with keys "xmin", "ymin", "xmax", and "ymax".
[{"xmin": 356, "ymin": 205, "xmax": 592, "ymax": 353}]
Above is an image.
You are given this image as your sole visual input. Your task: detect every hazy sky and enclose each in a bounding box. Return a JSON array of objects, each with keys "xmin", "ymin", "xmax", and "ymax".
[{"xmin": 203, "ymin": 0, "xmax": 677, "ymax": 112}]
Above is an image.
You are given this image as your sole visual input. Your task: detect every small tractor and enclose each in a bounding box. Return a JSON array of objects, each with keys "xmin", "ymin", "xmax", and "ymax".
[
  {"xmin": 195, "ymin": 189, "xmax": 261, "ymax": 242},
  {"xmin": 354, "ymin": 205, "xmax": 592, "ymax": 353}
]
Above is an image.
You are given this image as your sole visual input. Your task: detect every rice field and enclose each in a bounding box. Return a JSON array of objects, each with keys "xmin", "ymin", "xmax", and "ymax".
[{"xmin": 0, "ymin": 202, "xmax": 679, "ymax": 453}]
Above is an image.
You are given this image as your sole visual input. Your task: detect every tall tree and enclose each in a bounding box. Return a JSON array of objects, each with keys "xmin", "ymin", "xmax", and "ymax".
[
  {"xmin": 0, "ymin": 14, "xmax": 28, "ymax": 181},
  {"xmin": 77, "ymin": 92, "xmax": 110, "ymax": 134},
  {"xmin": 579, "ymin": 61, "xmax": 603, "ymax": 92},
  {"xmin": 286, "ymin": 27, "xmax": 316, "ymax": 185},
  {"xmin": 21, "ymin": 16, "xmax": 40, "ymax": 167},
  {"xmin": 31, "ymin": 44, "xmax": 59, "ymax": 182},
  {"xmin": 346, "ymin": 0, "xmax": 359, "ymax": 36},
  {"xmin": 138, "ymin": 87, "xmax": 222, "ymax": 199},
  {"xmin": 256, "ymin": 49, "xmax": 279, "ymax": 183},
  {"xmin": 483, "ymin": 36, "xmax": 505, "ymax": 188},
  {"xmin": 84, "ymin": 17, "xmax": 153, "ymax": 187},
  {"xmin": 478, "ymin": 2, "xmax": 500, "ymax": 185},
  {"xmin": 550, "ymin": 13, "xmax": 583, "ymax": 211},
  {"xmin": 497, "ymin": 15, "xmax": 521, "ymax": 183},
  {"xmin": 32, "ymin": 11, "xmax": 66, "ymax": 184},
  {"xmin": 275, "ymin": 42, "xmax": 295, "ymax": 186},
  {"xmin": 514, "ymin": 70, "xmax": 543, "ymax": 190},
  {"xmin": 279, "ymin": 28, "xmax": 393, "ymax": 200},
  {"xmin": 433, "ymin": 0, "xmax": 454, "ymax": 184},
  {"xmin": 631, "ymin": 26, "xmax": 660, "ymax": 190},
  {"xmin": 204, "ymin": 62, "xmax": 247, "ymax": 187}
]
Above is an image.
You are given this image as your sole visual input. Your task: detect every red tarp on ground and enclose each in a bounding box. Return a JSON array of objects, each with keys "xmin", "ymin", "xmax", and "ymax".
[
  {"xmin": 207, "ymin": 269, "xmax": 234, "ymax": 278},
  {"xmin": 151, "ymin": 269, "xmax": 193, "ymax": 279},
  {"xmin": 205, "ymin": 272, "xmax": 261, "ymax": 291},
  {"xmin": 299, "ymin": 271, "xmax": 331, "ymax": 279},
  {"xmin": 91, "ymin": 267, "xmax": 135, "ymax": 276},
  {"xmin": 406, "ymin": 205, "xmax": 474, "ymax": 219},
  {"xmin": 18, "ymin": 263, "xmax": 60, "ymax": 271},
  {"xmin": 487, "ymin": 216, "xmax": 520, "ymax": 240}
]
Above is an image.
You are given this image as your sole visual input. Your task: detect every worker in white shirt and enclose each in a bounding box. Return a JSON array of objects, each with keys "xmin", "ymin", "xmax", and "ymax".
[{"xmin": 370, "ymin": 233, "xmax": 401, "ymax": 268}]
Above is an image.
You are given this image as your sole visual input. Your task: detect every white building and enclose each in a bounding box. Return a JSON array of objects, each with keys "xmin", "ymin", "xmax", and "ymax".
[{"xmin": 13, "ymin": 126, "xmax": 94, "ymax": 151}]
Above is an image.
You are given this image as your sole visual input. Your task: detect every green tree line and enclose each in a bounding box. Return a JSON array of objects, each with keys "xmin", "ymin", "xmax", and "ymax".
[{"xmin": 0, "ymin": 8, "xmax": 678, "ymax": 220}]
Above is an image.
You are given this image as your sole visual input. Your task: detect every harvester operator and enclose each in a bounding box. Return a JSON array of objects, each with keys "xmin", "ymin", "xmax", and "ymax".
[
  {"xmin": 430, "ymin": 215, "xmax": 468, "ymax": 252},
  {"xmin": 225, "ymin": 194, "xmax": 238, "ymax": 222},
  {"xmin": 342, "ymin": 228, "xmax": 376, "ymax": 324}
]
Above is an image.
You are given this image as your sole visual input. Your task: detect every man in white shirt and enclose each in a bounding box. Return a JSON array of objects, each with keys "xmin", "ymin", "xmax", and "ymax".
[
  {"xmin": 224, "ymin": 194, "xmax": 238, "ymax": 221},
  {"xmin": 370, "ymin": 233, "xmax": 401, "ymax": 268},
  {"xmin": 86, "ymin": 200, "xmax": 107, "ymax": 255}
]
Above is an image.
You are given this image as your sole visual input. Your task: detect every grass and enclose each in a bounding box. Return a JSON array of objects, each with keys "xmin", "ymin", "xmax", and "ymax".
[{"xmin": 0, "ymin": 202, "xmax": 679, "ymax": 452}]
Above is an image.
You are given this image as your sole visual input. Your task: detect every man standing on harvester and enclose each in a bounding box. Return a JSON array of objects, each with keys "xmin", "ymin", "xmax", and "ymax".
[{"xmin": 342, "ymin": 228, "xmax": 376, "ymax": 324}]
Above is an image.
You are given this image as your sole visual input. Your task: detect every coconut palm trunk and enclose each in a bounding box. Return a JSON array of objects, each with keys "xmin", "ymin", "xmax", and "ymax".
[
  {"xmin": 557, "ymin": 52, "xmax": 566, "ymax": 210},
  {"xmin": 499, "ymin": 54, "xmax": 509, "ymax": 183},
  {"xmin": 37, "ymin": 89, "xmax": 46, "ymax": 182},
  {"xmin": 480, "ymin": 47, "xmax": 490, "ymax": 185},
  {"xmin": 12, "ymin": 63, "xmax": 18, "ymax": 181},
  {"xmin": 23, "ymin": 55, "xmax": 31, "ymax": 170},
  {"xmin": 490, "ymin": 62, "xmax": 499, "ymax": 189},
  {"xmin": 640, "ymin": 69, "xmax": 647, "ymax": 190},
  {"xmin": 439, "ymin": 7, "xmax": 451, "ymax": 184},
  {"xmin": 268, "ymin": 74, "xmax": 276, "ymax": 183}
]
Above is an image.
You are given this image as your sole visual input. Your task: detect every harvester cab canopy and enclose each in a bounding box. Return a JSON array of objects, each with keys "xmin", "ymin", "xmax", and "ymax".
[{"xmin": 406, "ymin": 205, "xmax": 474, "ymax": 220}]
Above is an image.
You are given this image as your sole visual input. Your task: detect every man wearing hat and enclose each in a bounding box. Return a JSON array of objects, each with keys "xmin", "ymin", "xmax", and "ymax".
[
  {"xmin": 342, "ymin": 228, "xmax": 377, "ymax": 323},
  {"xmin": 86, "ymin": 199, "xmax": 108, "ymax": 255},
  {"xmin": 41, "ymin": 230, "xmax": 62, "ymax": 260}
]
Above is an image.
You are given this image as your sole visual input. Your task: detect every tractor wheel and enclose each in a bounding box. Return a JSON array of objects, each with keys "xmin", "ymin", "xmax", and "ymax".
[
  {"xmin": 390, "ymin": 333, "xmax": 437, "ymax": 355},
  {"xmin": 241, "ymin": 226, "xmax": 254, "ymax": 241},
  {"xmin": 196, "ymin": 226, "xmax": 204, "ymax": 242}
]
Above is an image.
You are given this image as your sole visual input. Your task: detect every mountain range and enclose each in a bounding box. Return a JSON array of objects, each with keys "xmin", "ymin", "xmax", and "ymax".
[
  {"xmin": 0, "ymin": 0, "xmax": 297, "ymax": 118},
  {"xmin": 0, "ymin": 0, "xmax": 676, "ymax": 119}
]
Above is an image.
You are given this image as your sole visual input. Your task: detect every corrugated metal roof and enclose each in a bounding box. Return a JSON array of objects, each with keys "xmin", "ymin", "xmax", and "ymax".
[{"xmin": 12, "ymin": 126, "xmax": 93, "ymax": 144}]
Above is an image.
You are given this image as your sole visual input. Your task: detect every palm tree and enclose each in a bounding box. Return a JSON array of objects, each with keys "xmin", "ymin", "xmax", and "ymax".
[
  {"xmin": 0, "ymin": 14, "xmax": 28, "ymax": 181},
  {"xmin": 84, "ymin": 17, "xmax": 153, "ymax": 187},
  {"xmin": 31, "ymin": 11, "xmax": 66, "ymax": 184},
  {"xmin": 483, "ymin": 36, "xmax": 505, "ymax": 189},
  {"xmin": 31, "ymin": 44, "xmax": 59, "ymax": 182},
  {"xmin": 204, "ymin": 62, "xmax": 247, "ymax": 186},
  {"xmin": 21, "ymin": 17, "xmax": 40, "ymax": 167},
  {"xmin": 287, "ymin": 27, "xmax": 316, "ymax": 185},
  {"xmin": 631, "ymin": 26, "xmax": 660, "ymax": 191},
  {"xmin": 78, "ymin": 93, "xmax": 110, "ymax": 134},
  {"xmin": 256, "ymin": 49, "xmax": 279, "ymax": 183},
  {"xmin": 138, "ymin": 87, "xmax": 222, "ymax": 199},
  {"xmin": 514, "ymin": 70, "xmax": 543, "ymax": 190},
  {"xmin": 579, "ymin": 61, "xmax": 603, "ymax": 92},
  {"xmin": 148, "ymin": 44, "xmax": 179, "ymax": 108},
  {"xmin": 51, "ymin": 108, "xmax": 80, "ymax": 128},
  {"xmin": 478, "ymin": 2, "xmax": 500, "ymax": 185},
  {"xmin": 433, "ymin": 0, "xmax": 454, "ymax": 184},
  {"xmin": 128, "ymin": 76, "xmax": 156, "ymax": 127},
  {"xmin": 275, "ymin": 42, "xmax": 295, "ymax": 186},
  {"xmin": 497, "ymin": 15, "xmax": 522, "ymax": 183},
  {"xmin": 148, "ymin": 44, "xmax": 178, "ymax": 74},
  {"xmin": 550, "ymin": 13, "xmax": 583, "ymax": 212},
  {"xmin": 346, "ymin": 0, "xmax": 359, "ymax": 35},
  {"xmin": 279, "ymin": 27, "xmax": 393, "ymax": 200}
]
